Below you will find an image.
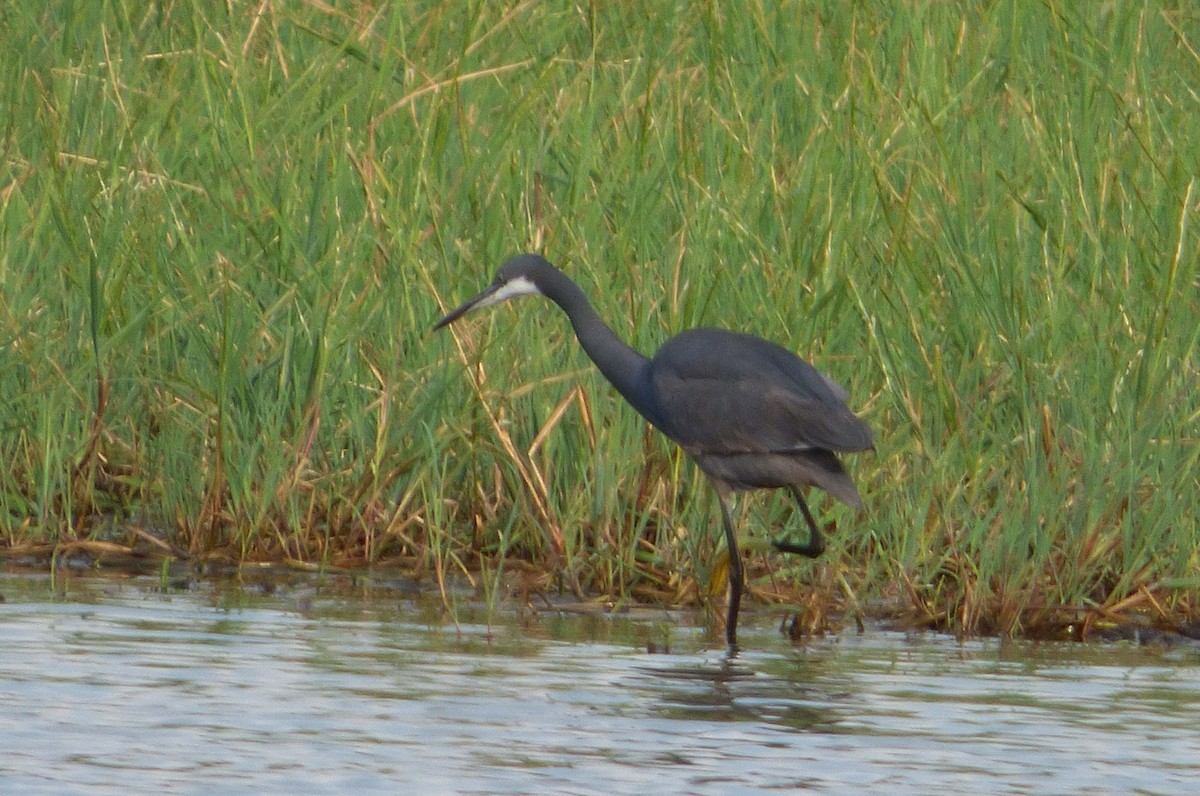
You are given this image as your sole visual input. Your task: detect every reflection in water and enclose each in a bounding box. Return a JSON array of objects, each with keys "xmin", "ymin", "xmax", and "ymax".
[
  {"xmin": 636, "ymin": 657, "xmax": 844, "ymax": 732},
  {"xmin": 1, "ymin": 571, "xmax": 1198, "ymax": 794}
]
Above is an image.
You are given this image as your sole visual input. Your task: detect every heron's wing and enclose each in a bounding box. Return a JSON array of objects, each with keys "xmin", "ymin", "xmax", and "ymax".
[{"xmin": 646, "ymin": 329, "xmax": 873, "ymax": 455}]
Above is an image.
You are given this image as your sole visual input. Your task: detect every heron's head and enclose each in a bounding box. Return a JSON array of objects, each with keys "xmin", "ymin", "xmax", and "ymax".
[{"xmin": 433, "ymin": 254, "xmax": 554, "ymax": 330}]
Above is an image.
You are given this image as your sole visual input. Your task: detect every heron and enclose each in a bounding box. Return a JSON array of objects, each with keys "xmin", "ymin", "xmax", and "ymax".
[{"xmin": 433, "ymin": 253, "xmax": 872, "ymax": 647}]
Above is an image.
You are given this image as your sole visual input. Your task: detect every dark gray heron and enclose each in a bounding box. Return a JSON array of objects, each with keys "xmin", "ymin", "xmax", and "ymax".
[{"xmin": 434, "ymin": 254, "xmax": 872, "ymax": 647}]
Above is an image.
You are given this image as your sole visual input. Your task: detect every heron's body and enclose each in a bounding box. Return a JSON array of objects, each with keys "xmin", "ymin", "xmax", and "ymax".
[
  {"xmin": 434, "ymin": 254, "xmax": 872, "ymax": 648},
  {"xmin": 646, "ymin": 329, "xmax": 871, "ymax": 503}
]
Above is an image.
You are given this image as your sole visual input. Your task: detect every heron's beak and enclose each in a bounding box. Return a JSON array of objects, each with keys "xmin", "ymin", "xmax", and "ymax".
[{"xmin": 432, "ymin": 283, "xmax": 499, "ymax": 331}]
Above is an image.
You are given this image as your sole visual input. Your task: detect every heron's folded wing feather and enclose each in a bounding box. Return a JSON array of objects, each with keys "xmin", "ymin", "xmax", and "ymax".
[{"xmin": 649, "ymin": 373, "xmax": 869, "ymax": 453}]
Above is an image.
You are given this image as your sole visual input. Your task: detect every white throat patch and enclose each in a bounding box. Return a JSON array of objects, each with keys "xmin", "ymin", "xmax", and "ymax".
[{"xmin": 477, "ymin": 275, "xmax": 542, "ymax": 308}]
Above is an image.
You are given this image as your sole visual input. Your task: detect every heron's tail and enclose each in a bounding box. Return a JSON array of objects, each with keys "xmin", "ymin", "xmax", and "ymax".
[{"xmin": 795, "ymin": 449, "xmax": 863, "ymax": 510}]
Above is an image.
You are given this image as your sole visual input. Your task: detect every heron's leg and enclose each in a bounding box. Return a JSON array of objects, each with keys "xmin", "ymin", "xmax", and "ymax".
[
  {"xmin": 771, "ymin": 488, "xmax": 826, "ymax": 558},
  {"xmin": 717, "ymin": 493, "xmax": 743, "ymax": 649}
]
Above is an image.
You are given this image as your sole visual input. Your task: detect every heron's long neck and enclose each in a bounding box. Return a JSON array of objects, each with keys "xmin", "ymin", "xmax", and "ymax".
[{"xmin": 543, "ymin": 272, "xmax": 649, "ymax": 407}]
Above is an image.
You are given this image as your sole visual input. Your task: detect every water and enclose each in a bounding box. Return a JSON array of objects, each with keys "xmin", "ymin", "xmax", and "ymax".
[{"xmin": 2, "ymin": 571, "xmax": 1198, "ymax": 794}]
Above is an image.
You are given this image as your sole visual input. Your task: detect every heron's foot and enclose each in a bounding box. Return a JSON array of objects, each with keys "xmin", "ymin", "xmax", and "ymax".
[{"xmin": 772, "ymin": 532, "xmax": 825, "ymax": 558}]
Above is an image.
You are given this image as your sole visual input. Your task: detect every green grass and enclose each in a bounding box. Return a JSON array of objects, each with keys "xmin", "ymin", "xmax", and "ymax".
[{"xmin": 1, "ymin": 1, "xmax": 1197, "ymax": 637}]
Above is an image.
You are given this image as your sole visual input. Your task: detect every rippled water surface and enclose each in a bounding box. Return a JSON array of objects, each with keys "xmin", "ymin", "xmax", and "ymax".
[{"xmin": 2, "ymin": 571, "xmax": 1198, "ymax": 794}]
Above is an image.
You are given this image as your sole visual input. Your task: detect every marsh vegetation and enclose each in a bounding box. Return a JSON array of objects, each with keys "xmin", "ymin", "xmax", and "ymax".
[{"xmin": 2, "ymin": 2, "xmax": 1197, "ymax": 638}]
